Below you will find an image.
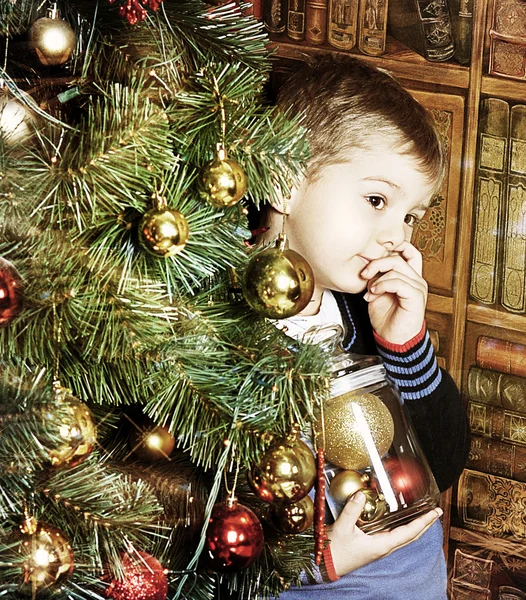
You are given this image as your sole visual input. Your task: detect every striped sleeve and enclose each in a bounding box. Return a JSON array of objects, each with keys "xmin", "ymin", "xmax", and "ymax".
[
  {"xmin": 373, "ymin": 323, "xmax": 442, "ymax": 401},
  {"xmin": 298, "ymin": 545, "xmax": 340, "ymax": 585}
]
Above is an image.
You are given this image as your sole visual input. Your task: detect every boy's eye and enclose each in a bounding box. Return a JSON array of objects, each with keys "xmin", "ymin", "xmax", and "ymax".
[
  {"xmin": 404, "ymin": 214, "xmax": 420, "ymax": 227},
  {"xmin": 366, "ymin": 195, "xmax": 386, "ymax": 209}
]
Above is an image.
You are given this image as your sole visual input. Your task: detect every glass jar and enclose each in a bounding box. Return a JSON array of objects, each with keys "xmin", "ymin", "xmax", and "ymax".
[{"xmin": 307, "ymin": 324, "xmax": 440, "ymax": 534}]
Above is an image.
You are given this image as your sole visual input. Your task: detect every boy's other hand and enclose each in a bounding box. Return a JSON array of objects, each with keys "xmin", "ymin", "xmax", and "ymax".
[
  {"xmin": 361, "ymin": 241, "xmax": 427, "ymax": 345},
  {"xmin": 328, "ymin": 491, "xmax": 443, "ymax": 577}
]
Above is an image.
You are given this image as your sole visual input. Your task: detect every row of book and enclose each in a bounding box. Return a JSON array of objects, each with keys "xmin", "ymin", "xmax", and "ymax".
[
  {"xmin": 470, "ymin": 97, "xmax": 526, "ymax": 314},
  {"xmin": 452, "ymin": 334, "xmax": 526, "ymax": 595},
  {"xmin": 260, "ymin": 0, "xmax": 473, "ymax": 64}
]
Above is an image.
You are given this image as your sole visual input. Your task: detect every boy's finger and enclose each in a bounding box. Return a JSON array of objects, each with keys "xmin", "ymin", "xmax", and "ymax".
[
  {"xmin": 380, "ymin": 507, "xmax": 443, "ymax": 549},
  {"xmin": 336, "ymin": 491, "xmax": 367, "ymax": 529}
]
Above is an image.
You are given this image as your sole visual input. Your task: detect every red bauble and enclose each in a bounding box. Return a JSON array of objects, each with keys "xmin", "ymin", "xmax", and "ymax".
[
  {"xmin": 204, "ymin": 498, "xmax": 264, "ymax": 572},
  {"xmin": 0, "ymin": 257, "xmax": 23, "ymax": 327},
  {"xmin": 106, "ymin": 551, "xmax": 168, "ymax": 600},
  {"xmin": 381, "ymin": 456, "xmax": 429, "ymax": 506}
]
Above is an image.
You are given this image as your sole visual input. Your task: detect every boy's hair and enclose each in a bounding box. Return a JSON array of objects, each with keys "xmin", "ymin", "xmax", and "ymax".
[{"xmin": 277, "ymin": 55, "xmax": 446, "ymax": 192}]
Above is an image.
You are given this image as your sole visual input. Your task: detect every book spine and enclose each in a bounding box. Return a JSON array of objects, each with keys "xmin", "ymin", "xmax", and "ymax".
[
  {"xmin": 387, "ymin": 0, "xmax": 455, "ymax": 62},
  {"xmin": 450, "ymin": 582, "xmax": 491, "ymax": 600},
  {"xmin": 452, "ymin": 547, "xmax": 495, "ymax": 590},
  {"xmin": 287, "ymin": 0, "xmax": 307, "ymax": 40},
  {"xmin": 305, "ymin": 0, "xmax": 328, "ymax": 44},
  {"xmin": 489, "ymin": 0, "xmax": 526, "ymax": 81},
  {"xmin": 357, "ymin": 0, "xmax": 388, "ymax": 56},
  {"xmin": 448, "ymin": 0, "xmax": 473, "ymax": 64},
  {"xmin": 468, "ymin": 401, "xmax": 526, "ymax": 447},
  {"xmin": 456, "ymin": 468, "xmax": 526, "ymax": 542},
  {"xmin": 476, "ymin": 335, "xmax": 526, "ymax": 377},
  {"xmin": 467, "ymin": 365, "xmax": 526, "ymax": 412},
  {"xmin": 501, "ymin": 104, "xmax": 526, "ymax": 313},
  {"xmin": 327, "ymin": 0, "xmax": 358, "ymax": 50},
  {"xmin": 263, "ymin": 0, "xmax": 287, "ymax": 33},
  {"xmin": 468, "ymin": 434, "xmax": 526, "ymax": 483},
  {"xmin": 499, "ymin": 587, "xmax": 526, "ymax": 600},
  {"xmin": 469, "ymin": 98, "xmax": 510, "ymax": 306}
]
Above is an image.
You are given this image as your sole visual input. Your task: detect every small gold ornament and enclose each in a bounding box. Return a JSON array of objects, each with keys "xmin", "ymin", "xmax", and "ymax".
[
  {"xmin": 48, "ymin": 384, "xmax": 96, "ymax": 467},
  {"xmin": 243, "ymin": 234, "xmax": 314, "ymax": 319},
  {"xmin": 198, "ymin": 146, "xmax": 247, "ymax": 208},
  {"xmin": 270, "ymin": 495, "xmax": 314, "ymax": 534},
  {"xmin": 315, "ymin": 392, "xmax": 394, "ymax": 470},
  {"xmin": 248, "ymin": 428, "xmax": 316, "ymax": 504},
  {"xmin": 0, "ymin": 93, "xmax": 33, "ymax": 145},
  {"xmin": 355, "ymin": 489, "xmax": 387, "ymax": 525},
  {"xmin": 139, "ymin": 193, "xmax": 189, "ymax": 258},
  {"xmin": 129, "ymin": 416, "xmax": 176, "ymax": 461},
  {"xmin": 29, "ymin": 6, "xmax": 76, "ymax": 67},
  {"xmin": 18, "ymin": 516, "xmax": 74, "ymax": 592},
  {"xmin": 329, "ymin": 470, "xmax": 370, "ymax": 504}
]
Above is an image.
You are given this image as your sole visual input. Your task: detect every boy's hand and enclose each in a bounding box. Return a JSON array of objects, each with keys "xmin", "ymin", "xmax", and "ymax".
[
  {"xmin": 328, "ymin": 491, "xmax": 443, "ymax": 576},
  {"xmin": 361, "ymin": 241, "xmax": 427, "ymax": 345}
]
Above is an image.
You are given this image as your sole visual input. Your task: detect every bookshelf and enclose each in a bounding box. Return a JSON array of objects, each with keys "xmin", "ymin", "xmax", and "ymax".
[{"xmin": 266, "ymin": 0, "xmax": 526, "ymax": 594}]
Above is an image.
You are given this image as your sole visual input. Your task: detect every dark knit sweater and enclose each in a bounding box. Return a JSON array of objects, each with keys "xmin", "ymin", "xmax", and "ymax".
[{"xmin": 275, "ymin": 291, "xmax": 470, "ymax": 600}]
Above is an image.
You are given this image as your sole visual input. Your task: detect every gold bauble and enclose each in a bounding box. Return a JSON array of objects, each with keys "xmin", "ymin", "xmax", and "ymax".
[
  {"xmin": 243, "ymin": 237, "xmax": 314, "ymax": 319},
  {"xmin": 248, "ymin": 435, "xmax": 316, "ymax": 504},
  {"xmin": 139, "ymin": 207, "xmax": 189, "ymax": 258},
  {"xmin": 0, "ymin": 94, "xmax": 33, "ymax": 145},
  {"xmin": 18, "ymin": 517, "xmax": 74, "ymax": 592},
  {"xmin": 48, "ymin": 388, "xmax": 96, "ymax": 468},
  {"xmin": 329, "ymin": 470, "xmax": 370, "ymax": 505},
  {"xmin": 355, "ymin": 489, "xmax": 387, "ymax": 525},
  {"xmin": 315, "ymin": 392, "xmax": 394, "ymax": 470},
  {"xmin": 198, "ymin": 154, "xmax": 247, "ymax": 208},
  {"xmin": 29, "ymin": 16, "xmax": 76, "ymax": 66},
  {"xmin": 129, "ymin": 420, "xmax": 176, "ymax": 461},
  {"xmin": 270, "ymin": 495, "xmax": 314, "ymax": 534}
]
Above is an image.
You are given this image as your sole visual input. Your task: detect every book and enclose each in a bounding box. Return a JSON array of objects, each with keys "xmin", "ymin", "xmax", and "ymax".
[
  {"xmin": 287, "ymin": 0, "xmax": 307, "ymax": 40},
  {"xmin": 468, "ymin": 401, "xmax": 526, "ymax": 447},
  {"xmin": 387, "ymin": 0, "xmax": 455, "ymax": 62},
  {"xmin": 327, "ymin": 0, "xmax": 358, "ymax": 50},
  {"xmin": 450, "ymin": 582, "xmax": 491, "ymax": 600},
  {"xmin": 501, "ymin": 104, "xmax": 526, "ymax": 313},
  {"xmin": 489, "ymin": 0, "xmax": 526, "ymax": 81},
  {"xmin": 450, "ymin": 549, "xmax": 498, "ymax": 599},
  {"xmin": 499, "ymin": 587, "xmax": 526, "ymax": 600},
  {"xmin": 263, "ymin": 0, "xmax": 286, "ymax": 33},
  {"xmin": 467, "ymin": 366, "xmax": 526, "ymax": 413},
  {"xmin": 468, "ymin": 435, "xmax": 526, "ymax": 483},
  {"xmin": 447, "ymin": 0, "xmax": 473, "ymax": 64},
  {"xmin": 469, "ymin": 98, "xmax": 510, "ymax": 306},
  {"xmin": 456, "ymin": 468, "xmax": 526, "ymax": 542},
  {"xmin": 357, "ymin": 0, "xmax": 388, "ymax": 56},
  {"xmin": 305, "ymin": 0, "xmax": 328, "ymax": 44},
  {"xmin": 475, "ymin": 335, "xmax": 526, "ymax": 378}
]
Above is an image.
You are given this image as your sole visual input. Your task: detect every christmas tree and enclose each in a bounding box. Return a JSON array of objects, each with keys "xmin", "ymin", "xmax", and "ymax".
[{"xmin": 0, "ymin": 1, "xmax": 330, "ymax": 599}]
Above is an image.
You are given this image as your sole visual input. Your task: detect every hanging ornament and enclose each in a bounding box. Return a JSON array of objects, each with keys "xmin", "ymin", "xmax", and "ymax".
[
  {"xmin": 106, "ymin": 550, "xmax": 168, "ymax": 600},
  {"xmin": 378, "ymin": 456, "xmax": 430, "ymax": 506},
  {"xmin": 0, "ymin": 257, "xmax": 23, "ymax": 327},
  {"xmin": 29, "ymin": 4, "xmax": 76, "ymax": 67},
  {"xmin": 354, "ymin": 489, "xmax": 387, "ymax": 526},
  {"xmin": 329, "ymin": 470, "xmax": 370, "ymax": 505},
  {"xmin": 0, "ymin": 93, "xmax": 34, "ymax": 145},
  {"xmin": 16, "ymin": 516, "xmax": 74, "ymax": 593},
  {"xmin": 248, "ymin": 427, "xmax": 316, "ymax": 504},
  {"xmin": 204, "ymin": 496, "xmax": 264, "ymax": 572},
  {"xmin": 198, "ymin": 145, "xmax": 247, "ymax": 209},
  {"xmin": 108, "ymin": 0, "xmax": 164, "ymax": 26},
  {"xmin": 314, "ymin": 392, "xmax": 394, "ymax": 471},
  {"xmin": 128, "ymin": 415, "xmax": 175, "ymax": 461},
  {"xmin": 313, "ymin": 445, "xmax": 327, "ymax": 566},
  {"xmin": 139, "ymin": 192, "xmax": 189, "ymax": 258},
  {"xmin": 48, "ymin": 383, "xmax": 96, "ymax": 467},
  {"xmin": 270, "ymin": 494, "xmax": 314, "ymax": 534},
  {"xmin": 243, "ymin": 233, "xmax": 314, "ymax": 319}
]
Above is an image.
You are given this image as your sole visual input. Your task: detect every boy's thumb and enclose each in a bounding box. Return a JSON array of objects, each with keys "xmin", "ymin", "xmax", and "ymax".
[{"xmin": 338, "ymin": 490, "xmax": 366, "ymax": 527}]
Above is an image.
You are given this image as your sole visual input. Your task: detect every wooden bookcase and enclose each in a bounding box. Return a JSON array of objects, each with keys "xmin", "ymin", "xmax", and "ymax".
[{"xmin": 266, "ymin": 0, "xmax": 526, "ymax": 594}]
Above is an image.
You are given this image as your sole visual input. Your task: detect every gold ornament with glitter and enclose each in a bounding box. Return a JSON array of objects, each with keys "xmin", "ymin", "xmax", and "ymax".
[{"xmin": 315, "ymin": 391, "xmax": 394, "ymax": 471}]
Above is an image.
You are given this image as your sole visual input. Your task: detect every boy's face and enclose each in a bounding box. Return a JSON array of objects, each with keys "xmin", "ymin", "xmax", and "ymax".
[{"xmin": 285, "ymin": 147, "xmax": 435, "ymax": 298}]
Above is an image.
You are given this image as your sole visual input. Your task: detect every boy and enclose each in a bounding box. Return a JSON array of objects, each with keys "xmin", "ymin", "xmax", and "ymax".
[{"xmin": 260, "ymin": 55, "xmax": 470, "ymax": 599}]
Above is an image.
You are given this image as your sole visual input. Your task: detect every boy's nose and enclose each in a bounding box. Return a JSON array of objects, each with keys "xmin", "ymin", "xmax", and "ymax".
[{"xmin": 377, "ymin": 224, "xmax": 405, "ymax": 251}]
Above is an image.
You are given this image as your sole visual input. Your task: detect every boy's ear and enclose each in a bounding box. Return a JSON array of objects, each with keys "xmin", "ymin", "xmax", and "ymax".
[{"xmin": 271, "ymin": 185, "xmax": 300, "ymax": 215}]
